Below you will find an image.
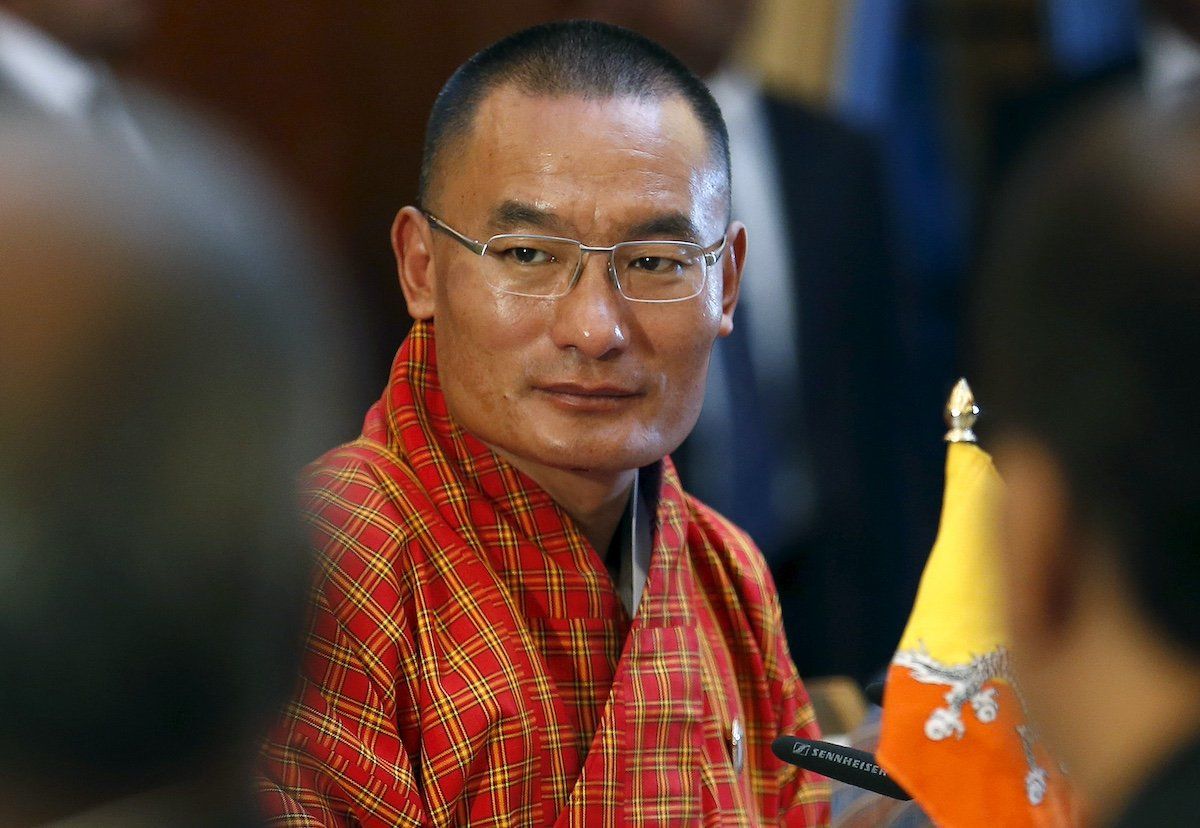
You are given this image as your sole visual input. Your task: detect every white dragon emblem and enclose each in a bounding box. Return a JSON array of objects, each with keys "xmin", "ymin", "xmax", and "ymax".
[{"xmin": 893, "ymin": 643, "xmax": 1049, "ymax": 806}]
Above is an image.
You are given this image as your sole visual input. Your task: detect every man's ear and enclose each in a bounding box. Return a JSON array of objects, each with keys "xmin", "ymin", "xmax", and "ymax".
[
  {"xmin": 717, "ymin": 220, "xmax": 746, "ymax": 338},
  {"xmin": 393, "ymin": 206, "xmax": 436, "ymax": 320},
  {"xmin": 995, "ymin": 436, "xmax": 1079, "ymax": 648}
]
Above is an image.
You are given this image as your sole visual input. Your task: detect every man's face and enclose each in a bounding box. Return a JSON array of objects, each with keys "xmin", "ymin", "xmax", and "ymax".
[{"xmin": 408, "ymin": 86, "xmax": 740, "ymax": 477}]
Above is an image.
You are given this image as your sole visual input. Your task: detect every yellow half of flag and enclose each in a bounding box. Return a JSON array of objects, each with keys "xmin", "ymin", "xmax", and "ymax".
[
  {"xmin": 896, "ymin": 441, "xmax": 1005, "ymax": 660},
  {"xmin": 877, "ymin": 442, "xmax": 1077, "ymax": 827}
]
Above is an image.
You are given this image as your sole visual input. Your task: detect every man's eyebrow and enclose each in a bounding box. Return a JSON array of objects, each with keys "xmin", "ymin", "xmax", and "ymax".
[
  {"xmin": 626, "ymin": 213, "xmax": 701, "ymax": 242},
  {"xmin": 489, "ymin": 201, "xmax": 566, "ymax": 233},
  {"xmin": 487, "ymin": 203, "xmax": 702, "ymax": 242}
]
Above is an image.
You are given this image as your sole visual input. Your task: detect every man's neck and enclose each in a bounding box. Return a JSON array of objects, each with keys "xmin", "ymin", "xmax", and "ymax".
[
  {"xmin": 493, "ymin": 448, "xmax": 636, "ymax": 553},
  {"xmin": 1049, "ymin": 580, "xmax": 1200, "ymax": 820}
]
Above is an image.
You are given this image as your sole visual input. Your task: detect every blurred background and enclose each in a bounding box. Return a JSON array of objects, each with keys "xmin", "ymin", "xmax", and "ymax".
[
  {"xmin": 117, "ymin": 0, "xmax": 1144, "ymax": 386},
  {"xmin": 14, "ymin": 0, "xmax": 1161, "ymax": 685}
]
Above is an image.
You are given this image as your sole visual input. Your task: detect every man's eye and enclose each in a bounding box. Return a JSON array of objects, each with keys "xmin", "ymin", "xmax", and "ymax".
[
  {"xmin": 504, "ymin": 247, "xmax": 555, "ymax": 265},
  {"xmin": 631, "ymin": 256, "xmax": 681, "ymax": 273}
]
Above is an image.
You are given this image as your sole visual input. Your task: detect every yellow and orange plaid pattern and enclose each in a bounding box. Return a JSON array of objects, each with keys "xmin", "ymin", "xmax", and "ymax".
[{"xmin": 259, "ymin": 321, "xmax": 829, "ymax": 826}]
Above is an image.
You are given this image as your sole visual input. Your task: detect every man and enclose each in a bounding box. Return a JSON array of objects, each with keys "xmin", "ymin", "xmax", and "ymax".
[
  {"xmin": 260, "ymin": 20, "xmax": 828, "ymax": 826},
  {"xmin": 976, "ymin": 93, "xmax": 1200, "ymax": 825},
  {"xmin": 0, "ymin": 0, "xmax": 153, "ymax": 153},
  {"xmin": 580, "ymin": 0, "xmax": 920, "ymax": 683},
  {"xmin": 0, "ymin": 116, "xmax": 344, "ymax": 825}
]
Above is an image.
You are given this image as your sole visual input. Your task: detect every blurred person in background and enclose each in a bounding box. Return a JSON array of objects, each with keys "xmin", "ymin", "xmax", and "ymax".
[
  {"xmin": 977, "ymin": 92, "xmax": 1200, "ymax": 826},
  {"xmin": 578, "ymin": 0, "xmax": 923, "ymax": 683},
  {"xmin": 0, "ymin": 0, "xmax": 155, "ymax": 153},
  {"xmin": 0, "ymin": 113, "xmax": 349, "ymax": 826},
  {"xmin": 996, "ymin": 0, "xmax": 1200, "ymax": 185}
]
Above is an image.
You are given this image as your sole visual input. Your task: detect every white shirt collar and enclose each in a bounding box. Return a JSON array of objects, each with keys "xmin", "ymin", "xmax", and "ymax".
[
  {"xmin": 0, "ymin": 8, "xmax": 98, "ymax": 120},
  {"xmin": 1144, "ymin": 20, "xmax": 1200, "ymax": 103}
]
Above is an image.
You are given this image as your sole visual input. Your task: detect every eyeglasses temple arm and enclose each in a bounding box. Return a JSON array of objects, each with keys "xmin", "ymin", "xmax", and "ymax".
[
  {"xmin": 703, "ymin": 236, "xmax": 729, "ymax": 266},
  {"xmin": 423, "ymin": 211, "xmax": 488, "ymax": 256}
]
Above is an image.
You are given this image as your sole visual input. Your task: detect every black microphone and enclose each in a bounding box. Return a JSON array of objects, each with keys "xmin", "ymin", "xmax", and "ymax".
[{"xmin": 771, "ymin": 736, "xmax": 912, "ymax": 801}]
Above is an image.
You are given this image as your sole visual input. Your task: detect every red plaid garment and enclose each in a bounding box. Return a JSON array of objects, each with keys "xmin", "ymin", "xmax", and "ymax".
[{"xmin": 260, "ymin": 321, "xmax": 829, "ymax": 826}]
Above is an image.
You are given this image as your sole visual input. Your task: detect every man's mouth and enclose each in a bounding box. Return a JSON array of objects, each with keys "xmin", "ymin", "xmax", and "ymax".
[{"xmin": 533, "ymin": 382, "xmax": 643, "ymax": 411}]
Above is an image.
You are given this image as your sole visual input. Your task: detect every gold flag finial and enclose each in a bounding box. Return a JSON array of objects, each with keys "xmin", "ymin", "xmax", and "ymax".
[{"xmin": 944, "ymin": 378, "xmax": 979, "ymax": 443}]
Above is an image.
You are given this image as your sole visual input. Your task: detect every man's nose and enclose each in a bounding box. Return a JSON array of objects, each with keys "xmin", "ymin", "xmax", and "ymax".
[{"xmin": 549, "ymin": 251, "xmax": 629, "ymax": 359}]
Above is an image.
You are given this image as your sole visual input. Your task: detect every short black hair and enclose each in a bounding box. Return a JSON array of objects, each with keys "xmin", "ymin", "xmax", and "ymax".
[
  {"xmin": 975, "ymin": 90, "xmax": 1200, "ymax": 657},
  {"xmin": 418, "ymin": 19, "xmax": 730, "ymax": 210}
]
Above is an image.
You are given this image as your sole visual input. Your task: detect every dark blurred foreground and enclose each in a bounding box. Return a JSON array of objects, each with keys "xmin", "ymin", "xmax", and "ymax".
[{"xmin": 0, "ymin": 109, "xmax": 357, "ymax": 825}]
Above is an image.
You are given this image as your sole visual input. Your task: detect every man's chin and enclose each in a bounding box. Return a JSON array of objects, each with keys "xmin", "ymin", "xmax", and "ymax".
[{"xmin": 507, "ymin": 438, "xmax": 667, "ymax": 477}]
